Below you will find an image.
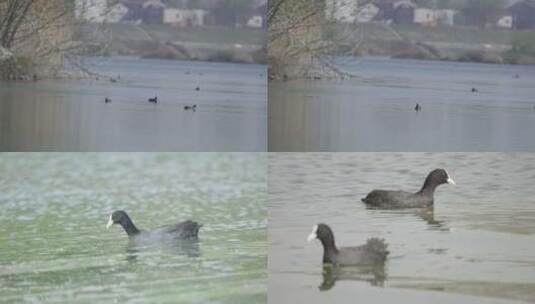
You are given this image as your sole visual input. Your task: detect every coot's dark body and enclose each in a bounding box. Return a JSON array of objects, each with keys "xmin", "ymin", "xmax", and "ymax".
[
  {"xmin": 308, "ymin": 223, "xmax": 388, "ymax": 266},
  {"xmin": 107, "ymin": 210, "xmax": 201, "ymax": 241},
  {"xmin": 362, "ymin": 169, "xmax": 455, "ymax": 209}
]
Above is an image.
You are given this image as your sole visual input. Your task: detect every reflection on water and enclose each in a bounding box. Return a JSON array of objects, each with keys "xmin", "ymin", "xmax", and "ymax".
[
  {"xmin": 269, "ymin": 57, "xmax": 535, "ymax": 151},
  {"xmin": 369, "ymin": 207, "xmax": 448, "ymax": 231},
  {"xmin": 125, "ymin": 238, "xmax": 202, "ymax": 262},
  {"xmin": 268, "ymin": 153, "xmax": 535, "ymax": 304},
  {"xmin": 0, "ymin": 57, "xmax": 267, "ymax": 151},
  {"xmin": 0, "ymin": 153, "xmax": 267, "ymax": 303},
  {"xmin": 320, "ymin": 263, "xmax": 387, "ymax": 291}
]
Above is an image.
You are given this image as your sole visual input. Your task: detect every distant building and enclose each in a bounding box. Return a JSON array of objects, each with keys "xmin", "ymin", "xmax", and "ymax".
[
  {"xmin": 106, "ymin": 3, "xmax": 130, "ymax": 23},
  {"xmin": 392, "ymin": 0, "xmax": 415, "ymax": 25},
  {"xmin": 434, "ymin": 9, "xmax": 456, "ymax": 26},
  {"xmin": 414, "ymin": 8, "xmax": 435, "ymax": 26},
  {"xmin": 497, "ymin": 15, "xmax": 513, "ymax": 28},
  {"xmin": 247, "ymin": 15, "xmax": 264, "ymax": 28},
  {"xmin": 75, "ymin": 0, "xmax": 107, "ymax": 23},
  {"xmin": 142, "ymin": 0, "xmax": 166, "ymax": 24},
  {"xmin": 509, "ymin": 0, "xmax": 535, "ymax": 30},
  {"xmin": 325, "ymin": 0, "xmax": 359, "ymax": 23},
  {"xmin": 241, "ymin": 1, "xmax": 266, "ymax": 28},
  {"xmin": 163, "ymin": 8, "xmax": 207, "ymax": 27},
  {"xmin": 356, "ymin": 2, "xmax": 380, "ymax": 23}
]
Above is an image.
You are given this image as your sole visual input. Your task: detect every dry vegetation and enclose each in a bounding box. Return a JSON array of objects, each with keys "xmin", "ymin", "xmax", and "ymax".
[
  {"xmin": 0, "ymin": 0, "xmax": 118, "ymax": 80},
  {"xmin": 0, "ymin": 0, "xmax": 76, "ymax": 80},
  {"xmin": 268, "ymin": 0, "xmax": 360, "ymax": 80}
]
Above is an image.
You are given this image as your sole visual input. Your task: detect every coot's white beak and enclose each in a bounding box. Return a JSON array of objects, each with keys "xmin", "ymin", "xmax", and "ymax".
[
  {"xmin": 106, "ymin": 215, "xmax": 114, "ymax": 229},
  {"xmin": 445, "ymin": 170, "xmax": 455, "ymax": 185},
  {"xmin": 307, "ymin": 225, "xmax": 318, "ymax": 242}
]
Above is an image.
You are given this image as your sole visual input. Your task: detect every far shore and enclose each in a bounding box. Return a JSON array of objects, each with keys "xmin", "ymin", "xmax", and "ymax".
[
  {"xmin": 337, "ymin": 23, "xmax": 535, "ymax": 66},
  {"xmin": 92, "ymin": 24, "xmax": 266, "ymax": 65}
]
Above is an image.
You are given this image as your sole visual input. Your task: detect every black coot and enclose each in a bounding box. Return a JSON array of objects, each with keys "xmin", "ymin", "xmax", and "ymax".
[
  {"xmin": 184, "ymin": 105, "xmax": 197, "ymax": 111},
  {"xmin": 362, "ymin": 168, "xmax": 455, "ymax": 209},
  {"xmin": 148, "ymin": 96, "xmax": 158, "ymax": 103},
  {"xmin": 307, "ymin": 223, "xmax": 388, "ymax": 266},
  {"xmin": 106, "ymin": 210, "xmax": 201, "ymax": 240}
]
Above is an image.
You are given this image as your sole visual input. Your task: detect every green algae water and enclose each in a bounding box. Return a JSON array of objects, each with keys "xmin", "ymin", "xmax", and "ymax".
[{"xmin": 0, "ymin": 153, "xmax": 266, "ymax": 303}]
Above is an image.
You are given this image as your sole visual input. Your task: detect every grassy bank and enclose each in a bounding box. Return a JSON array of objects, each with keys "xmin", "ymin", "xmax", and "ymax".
[
  {"xmin": 84, "ymin": 24, "xmax": 266, "ymax": 64},
  {"xmin": 339, "ymin": 23, "xmax": 535, "ymax": 65}
]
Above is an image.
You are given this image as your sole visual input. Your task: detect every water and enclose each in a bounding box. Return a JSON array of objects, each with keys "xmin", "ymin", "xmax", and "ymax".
[
  {"xmin": 269, "ymin": 57, "xmax": 535, "ymax": 152},
  {"xmin": 268, "ymin": 153, "xmax": 535, "ymax": 304},
  {"xmin": 0, "ymin": 153, "xmax": 267, "ymax": 303},
  {"xmin": 0, "ymin": 57, "xmax": 267, "ymax": 152}
]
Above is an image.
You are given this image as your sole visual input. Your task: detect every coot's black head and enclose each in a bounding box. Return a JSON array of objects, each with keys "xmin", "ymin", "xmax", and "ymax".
[
  {"xmin": 307, "ymin": 223, "xmax": 336, "ymax": 249},
  {"xmin": 425, "ymin": 169, "xmax": 455, "ymax": 188},
  {"xmin": 107, "ymin": 210, "xmax": 127, "ymax": 228},
  {"xmin": 107, "ymin": 210, "xmax": 140, "ymax": 236}
]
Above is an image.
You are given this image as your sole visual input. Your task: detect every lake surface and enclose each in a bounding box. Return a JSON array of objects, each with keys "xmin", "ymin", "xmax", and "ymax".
[
  {"xmin": 0, "ymin": 153, "xmax": 266, "ymax": 303},
  {"xmin": 269, "ymin": 57, "xmax": 535, "ymax": 151},
  {"xmin": 0, "ymin": 57, "xmax": 267, "ymax": 151},
  {"xmin": 269, "ymin": 153, "xmax": 535, "ymax": 304}
]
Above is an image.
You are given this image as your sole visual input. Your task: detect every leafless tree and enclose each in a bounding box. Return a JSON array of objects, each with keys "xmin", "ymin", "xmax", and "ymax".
[
  {"xmin": 0, "ymin": 0, "xmax": 119, "ymax": 80},
  {"xmin": 268, "ymin": 0, "xmax": 362, "ymax": 80}
]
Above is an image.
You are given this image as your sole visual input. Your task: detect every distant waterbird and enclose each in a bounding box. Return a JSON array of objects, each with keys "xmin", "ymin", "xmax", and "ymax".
[
  {"xmin": 184, "ymin": 105, "xmax": 197, "ymax": 112},
  {"xmin": 471, "ymin": 88, "xmax": 478, "ymax": 93},
  {"xmin": 105, "ymin": 97, "xmax": 112, "ymax": 103},
  {"xmin": 414, "ymin": 103, "xmax": 421, "ymax": 112},
  {"xmin": 148, "ymin": 96, "xmax": 158, "ymax": 103},
  {"xmin": 195, "ymin": 86, "xmax": 200, "ymax": 91}
]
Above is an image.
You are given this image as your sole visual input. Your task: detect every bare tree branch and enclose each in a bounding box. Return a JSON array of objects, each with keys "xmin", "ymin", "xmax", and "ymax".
[{"xmin": 268, "ymin": 0, "xmax": 361, "ymax": 80}]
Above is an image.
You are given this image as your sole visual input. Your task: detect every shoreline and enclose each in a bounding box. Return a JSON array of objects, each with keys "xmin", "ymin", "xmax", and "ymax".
[
  {"xmin": 102, "ymin": 24, "xmax": 266, "ymax": 65},
  {"xmin": 339, "ymin": 24, "xmax": 535, "ymax": 66},
  {"xmin": 1, "ymin": 55, "xmax": 267, "ymax": 84}
]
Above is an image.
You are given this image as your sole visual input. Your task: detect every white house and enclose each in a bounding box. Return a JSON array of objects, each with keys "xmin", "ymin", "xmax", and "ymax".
[
  {"xmin": 497, "ymin": 15, "xmax": 513, "ymax": 28},
  {"xmin": 356, "ymin": 3, "xmax": 380, "ymax": 23},
  {"xmin": 75, "ymin": 0, "xmax": 107, "ymax": 23},
  {"xmin": 143, "ymin": 0, "xmax": 166, "ymax": 9},
  {"xmin": 163, "ymin": 8, "xmax": 207, "ymax": 27},
  {"xmin": 414, "ymin": 8, "xmax": 435, "ymax": 26},
  {"xmin": 435, "ymin": 9, "xmax": 456, "ymax": 26},
  {"xmin": 393, "ymin": 0, "xmax": 415, "ymax": 10},
  {"xmin": 247, "ymin": 15, "xmax": 264, "ymax": 28},
  {"xmin": 325, "ymin": 0, "xmax": 359, "ymax": 23},
  {"xmin": 105, "ymin": 3, "xmax": 129, "ymax": 23}
]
